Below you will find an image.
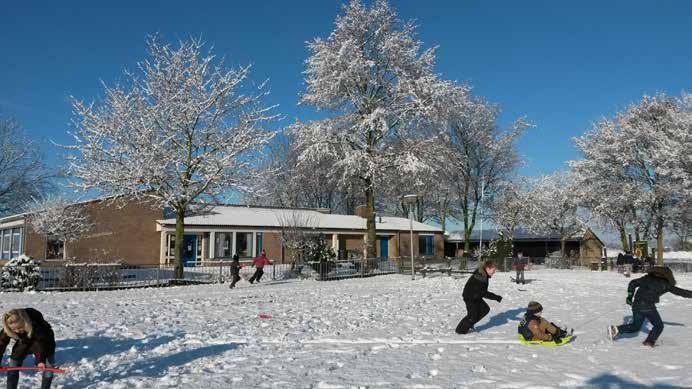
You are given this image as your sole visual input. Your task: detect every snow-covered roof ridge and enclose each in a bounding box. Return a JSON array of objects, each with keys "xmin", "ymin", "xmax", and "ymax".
[
  {"xmin": 157, "ymin": 205, "xmax": 442, "ymax": 232},
  {"xmin": 445, "ymin": 227, "xmax": 599, "ymax": 242}
]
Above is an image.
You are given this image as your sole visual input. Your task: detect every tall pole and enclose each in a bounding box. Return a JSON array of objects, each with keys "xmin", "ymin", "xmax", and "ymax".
[
  {"xmin": 402, "ymin": 194, "xmax": 418, "ymax": 281},
  {"xmin": 409, "ymin": 206, "xmax": 415, "ymax": 280},
  {"xmin": 479, "ymin": 176, "xmax": 485, "ymax": 261}
]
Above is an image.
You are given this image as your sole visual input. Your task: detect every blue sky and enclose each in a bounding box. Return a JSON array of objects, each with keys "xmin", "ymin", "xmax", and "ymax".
[{"xmin": 2, "ymin": 0, "xmax": 691, "ymax": 179}]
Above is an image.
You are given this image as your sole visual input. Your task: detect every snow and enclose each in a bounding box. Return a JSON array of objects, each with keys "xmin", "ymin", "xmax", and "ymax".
[
  {"xmin": 157, "ymin": 205, "xmax": 442, "ymax": 232},
  {"xmin": 2, "ymin": 269, "xmax": 692, "ymax": 388},
  {"xmin": 665, "ymin": 251, "xmax": 692, "ymax": 261}
]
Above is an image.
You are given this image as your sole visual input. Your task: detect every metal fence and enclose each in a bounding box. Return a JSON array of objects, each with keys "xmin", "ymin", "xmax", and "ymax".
[
  {"xmin": 306, "ymin": 257, "xmax": 399, "ymax": 281},
  {"xmin": 0, "ymin": 262, "xmax": 295, "ymax": 292}
]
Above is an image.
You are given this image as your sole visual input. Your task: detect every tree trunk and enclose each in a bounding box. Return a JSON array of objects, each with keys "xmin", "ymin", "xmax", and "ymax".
[
  {"xmin": 462, "ymin": 228, "xmax": 471, "ymax": 270},
  {"xmin": 365, "ymin": 178, "xmax": 377, "ymax": 259},
  {"xmin": 174, "ymin": 207, "xmax": 185, "ymax": 279},
  {"xmin": 656, "ymin": 218, "xmax": 664, "ymax": 265},
  {"xmin": 619, "ymin": 225, "xmax": 629, "ymax": 252},
  {"xmin": 560, "ymin": 237, "xmax": 566, "ymax": 259}
]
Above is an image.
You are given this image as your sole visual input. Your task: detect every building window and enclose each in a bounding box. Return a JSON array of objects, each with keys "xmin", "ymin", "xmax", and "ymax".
[
  {"xmin": 256, "ymin": 232, "xmax": 263, "ymax": 256},
  {"xmin": 47, "ymin": 238, "xmax": 64, "ymax": 260},
  {"xmin": 419, "ymin": 235, "xmax": 434, "ymax": 256},
  {"xmin": 1, "ymin": 230, "xmax": 9, "ymax": 259},
  {"xmin": 214, "ymin": 232, "xmax": 232, "ymax": 258},
  {"xmin": 166, "ymin": 235, "xmax": 175, "ymax": 259},
  {"xmin": 236, "ymin": 232, "xmax": 253, "ymax": 258},
  {"xmin": 11, "ymin": 228, "xmax": 22, "ymax": 259},
  {"xmin": 196, "ymin": 235, "xmax": 203, "ymax": 259}
]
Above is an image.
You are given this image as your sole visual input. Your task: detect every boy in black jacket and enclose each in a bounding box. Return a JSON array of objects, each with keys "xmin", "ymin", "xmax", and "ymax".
[
  {"xmin": 229, "ymin": 254, "xmax": 241, "ymax": 289},
  {"xmin": 608, "ymin": 266, "xmax": 692, "ymax": 346},
  {"xmin": 456, "ymin": 260, "xmax": 503, "ymax": 334}
]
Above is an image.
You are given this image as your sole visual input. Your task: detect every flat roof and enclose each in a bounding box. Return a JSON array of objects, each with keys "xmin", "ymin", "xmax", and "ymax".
[{"xmin": 157, "ymin": 205, "xmax": 442, "ymax": 233}]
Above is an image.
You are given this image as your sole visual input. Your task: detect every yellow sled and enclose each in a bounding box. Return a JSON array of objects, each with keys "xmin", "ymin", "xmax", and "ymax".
[{"xmin": 517, "ymin": 333, "xmax": 573, "ymax": 346}]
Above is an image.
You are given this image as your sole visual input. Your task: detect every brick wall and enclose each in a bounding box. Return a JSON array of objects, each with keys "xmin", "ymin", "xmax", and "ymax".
[
  {"xmin": 261, "ymin": 232, "xmax": 284, "ymax": 263},
  {"xmin": 398, "ymin": 232, "xmax": 419, "ymax": 259},
  {"xmin": 23, "ymin": 199, "xmax": 163, "ymax": 266},
  {"xmin": 434, "ymin": 234, "xmax": 445, "ymax": 259}
]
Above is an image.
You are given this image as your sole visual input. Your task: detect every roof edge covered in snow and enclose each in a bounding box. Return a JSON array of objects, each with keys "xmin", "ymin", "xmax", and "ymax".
[
  {"xmin": 156, "ymin": 205, "xmax": 442, "ymax": 233},
  {"xmin": 445, "ymin": 228, "xmax": 602, "ymax": 243}
]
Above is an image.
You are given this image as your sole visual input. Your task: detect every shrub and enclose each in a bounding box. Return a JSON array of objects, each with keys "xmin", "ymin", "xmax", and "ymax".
[{"xmin": 0, "ymin": 255, "xmax": 41, "ymax": 291}]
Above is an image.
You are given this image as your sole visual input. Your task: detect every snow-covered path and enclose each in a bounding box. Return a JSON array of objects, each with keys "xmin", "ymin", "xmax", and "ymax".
[{"xmin": 2, "ymin": 270, "xmax": 692, "ymax": 388}]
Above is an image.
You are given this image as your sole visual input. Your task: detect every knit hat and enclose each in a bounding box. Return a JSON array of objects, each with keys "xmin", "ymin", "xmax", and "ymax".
[
  {"xmin": 527, "ymin": 301, "xmax": 543, "ymax": 314},
  {"xmin": 647, "ymin": 266, "xmax": 676, "ymax": 286}
]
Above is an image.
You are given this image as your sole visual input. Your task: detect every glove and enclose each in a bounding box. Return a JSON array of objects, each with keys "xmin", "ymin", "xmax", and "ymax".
[
  {"xmin": 626, "ymin": 293, "xmax": 633, "ymax": 306},
  {"xmin": 495, "ymin": 295, "xmax": 503, "ymax": 303},
  {"xmin": 551, "ymin": 334, "xmax": 562, "ymax": 343}
]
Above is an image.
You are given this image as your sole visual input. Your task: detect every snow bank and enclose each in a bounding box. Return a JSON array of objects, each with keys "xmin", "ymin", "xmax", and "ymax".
[
  {"xmin": 664, "ymin": 251, "xmax": 692, "ymax": 260},
  {"xmin": 2, "ymin": 269, "xmax": 692, "ymax": 387}
]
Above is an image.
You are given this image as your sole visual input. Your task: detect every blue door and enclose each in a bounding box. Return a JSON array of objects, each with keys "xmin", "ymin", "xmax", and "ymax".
[
  {"xmin": 182, "ymin": 235, "xmax": 197, "ymax": 267},
  {"xmin": 380, "ymin": 238, "xmax": 389, "ymax": 258}
]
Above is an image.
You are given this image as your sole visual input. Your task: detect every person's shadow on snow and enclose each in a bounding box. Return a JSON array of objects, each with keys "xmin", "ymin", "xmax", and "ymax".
[
  {"xmin": 474, "ymin": 307, "xmax": 524, "ymax": 332},
  {"xmin": 585, "ymin": 373, "xmax": 680, "ymax": 388},
  {"xmin": 61, "ymin": 342, "xmax": 239, "ymax": 387},
  {"xmin": 56, "ymin": 333, "xmax": 183, "ymax": 365}
]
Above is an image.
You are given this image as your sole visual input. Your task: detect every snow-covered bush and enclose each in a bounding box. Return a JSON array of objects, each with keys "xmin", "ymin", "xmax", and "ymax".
[
  {"xmin": 0, "ymin": 255, "xmax": 41, "ymax": 291},
  {"xmin": 304, "ymin": 234, "xmax": 337, "ymax": 263}
]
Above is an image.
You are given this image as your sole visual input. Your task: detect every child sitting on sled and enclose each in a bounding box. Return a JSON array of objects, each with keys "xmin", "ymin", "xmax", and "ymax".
[{"xmin": 518, "ymin": 301, "xmax": 569, "ymax": 343}]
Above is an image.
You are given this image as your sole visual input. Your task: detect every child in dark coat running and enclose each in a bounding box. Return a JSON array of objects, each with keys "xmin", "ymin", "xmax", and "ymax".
[
  {"xmin": 229, "ymin": 254, "xmax": 241, "ymax": 289},
  {"xmin": 608, "ymin": 266, "xmax": 692, "ymax": 346},
  {"xmin": 0, "ymin": 308, "xmax": 56, "ymax": 389},
  {"xmin": 455, "ymin": 260, "xmax": 503, "ymax": 334}
]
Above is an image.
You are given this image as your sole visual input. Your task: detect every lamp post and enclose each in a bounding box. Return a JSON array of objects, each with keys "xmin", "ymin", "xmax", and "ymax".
[
  {"xmin": 402, "ymin": 194, "xmax": 418, "ymax": 280},
  {"xmin": 478, "ymin": 176, "xmax": 485, "ymax": 261}
]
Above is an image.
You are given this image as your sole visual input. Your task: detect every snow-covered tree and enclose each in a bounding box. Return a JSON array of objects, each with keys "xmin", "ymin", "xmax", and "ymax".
[
  {"xmin": 294, "ymin": 0, "xmax": 452, "ymax": 258},
  {"xmin": 247, "ymin": 134, "xmax": 346, "ymax": 211},
  {"xmin": 671, "ymin": 202, "xmax": 692, "ymax": 250},
  {"xmin": 66, "ymin": 36, "xmax": 277, "ymax": 278},
  {"xmin": 376, "ymin": 137, "xmax": 450, "ymax": 227},
  {"xmin": 26, "ymin": 195, "xmax": 93, "ymax": 259},
  {"xmin": 436, "ymin": 95, "xmax": 528, "ymax": 256},
  {"xmin": 487, "ymin": 180, "xmax": 532, "ymax": 242},
  {"xmin": 0, "ymin": 116, "xmax": 52, "ymax": 216},
  {"xmin": 571, "ymin": 93, "xmax": 691, "ymax": 263},
  {"xmin": 526, "ymin": 172, "xmax": 585, "ymax": 257},
  {"xmin": 570, "ymin": 119, "xmax": 641, "ymax": 251},
  {"xmin": 276, "ymin": 210, "xmax": 321, "ymax": 264}
]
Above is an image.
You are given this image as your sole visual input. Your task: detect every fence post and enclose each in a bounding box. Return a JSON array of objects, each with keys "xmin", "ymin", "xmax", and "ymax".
[{"xmin": 273, "ymin": 262, "xmax": 276, "ymax": 281}]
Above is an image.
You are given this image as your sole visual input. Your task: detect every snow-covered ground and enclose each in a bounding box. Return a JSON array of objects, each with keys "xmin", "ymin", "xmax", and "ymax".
[
  {"xmin": 665, "ymin": 251, "xmax": 692, "ymax": 261},
  {"xmin": 2, "ymin": 269, "xmax": 692, "ymax": 388}
]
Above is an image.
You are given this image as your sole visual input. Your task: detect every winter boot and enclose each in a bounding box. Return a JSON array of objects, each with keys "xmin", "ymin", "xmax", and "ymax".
[
  {"xmin": 607, "ymin": 325, "xmax": 619, "ymax": 341},
  {"xmin": 643, "ymin": 340, "xmax": 655, "ymax": 347}
]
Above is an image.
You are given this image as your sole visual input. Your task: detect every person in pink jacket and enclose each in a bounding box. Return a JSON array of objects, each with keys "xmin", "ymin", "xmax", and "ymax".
[{"xmin": 249, "ymin": 250, "xmax": 271, "ymax": 284}]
